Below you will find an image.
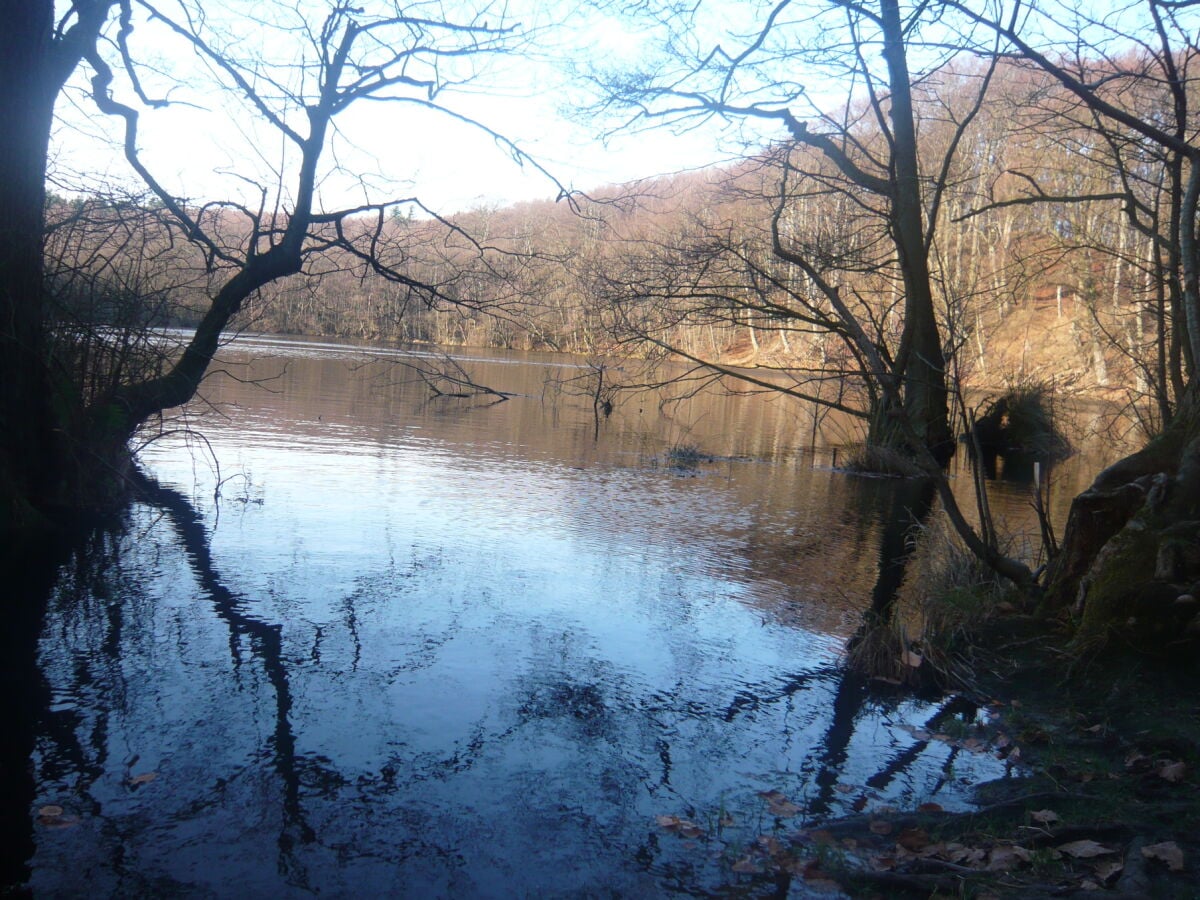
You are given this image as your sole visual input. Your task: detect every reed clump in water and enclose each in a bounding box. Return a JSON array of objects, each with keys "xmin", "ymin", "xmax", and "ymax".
[{"xmin": 846, "ymin": 517, "xmax": 1026, "ymax": 692}]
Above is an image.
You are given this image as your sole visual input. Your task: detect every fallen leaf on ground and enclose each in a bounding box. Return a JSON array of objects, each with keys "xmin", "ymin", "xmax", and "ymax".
[
  {"xmin": 1158, "ymin": 760, "xmax": 1187, "ymax": 782},
  {"xmin": 757, "ymin": 835, "xmax": 782, "ymax": 855},
  {"xmin": 1125, "ymin": 750, "xmax": 1150, "ymax": 769},
  {"xmin": 1058, "ymin": 839, "xmax": 1116, "ymax": 859},
  {"xmin": 129, "ymin": 771, "xmax": 158, "ymax": 786},
  {"xmin": 1031, "ymin": 809, "xmax": 1060, "ymax": 825},
  {"xmin": 917, "ymin": 802, "xmax": 943, "ymax": 813},
  {"xmin": 1142, "ymin": 841, "xmax": 1185, "ymax": 872},
  {"xmin": 986, "ymin": 845, "xmax": 1028, "ymax": 871},
  {"xmin": 759, "ymin": 790, "xmax": 801, "ymax": 817},
  {"xmin": 868, "ymin": 819, "xmax": 894, "ymax": 836},
  {"xmin": 834, "ymin": 783, "xmax": 855, "ymax": 794},
  {"xmin": 38, "ymin": 814, "xmax": 80, "ymax": 830},
  {"xmin": 897, "ymin": 827, "xmax": 930, "ymax": 852},
  {"xmin": 942, "ymin": 843, "xmax": 987, "ymax": 867},
  {"xmin": 656, "ymin": 815, "xmax": 704, "ymax": 838},
  {"xmin": 767, "ymin": 799, "xmax": 801, "ymax": 817},
  {"xmin": 36, "ymin": 805, "xmax": 80, "ymax": 829},
  {"xmin": 731, "ymin": 856, "xmax": 763, "ymax": 874}
]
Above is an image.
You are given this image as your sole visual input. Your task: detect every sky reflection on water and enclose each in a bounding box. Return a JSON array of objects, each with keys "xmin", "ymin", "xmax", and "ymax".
[{"xmin": 21, "ymin": 339, "xmax": 1031, "ymax": 896}]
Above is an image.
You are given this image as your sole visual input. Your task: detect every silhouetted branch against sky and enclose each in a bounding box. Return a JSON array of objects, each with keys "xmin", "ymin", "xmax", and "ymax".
[
  {"xmin": 50, "ymin": 0, "xmax": 741, "ymax": 216},
  {"xmin": 575, "ymin": 2, "xmax": 977, "ymax": 134},
  {"xmin": 51, "ymin": 0, "xmax": 1194, "ymax": 217},
  {"xmin": 574, "ymin": 1, "xmax": 1199, "ymax": 161}
]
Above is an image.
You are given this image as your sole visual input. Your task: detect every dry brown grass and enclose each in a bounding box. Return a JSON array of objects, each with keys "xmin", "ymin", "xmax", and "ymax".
[{"xmin": 846, "ymin": 515, "xmax": 1028, "ymax": 690}]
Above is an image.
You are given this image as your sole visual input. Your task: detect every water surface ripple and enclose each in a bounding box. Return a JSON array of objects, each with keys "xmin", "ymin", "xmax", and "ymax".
[{"xmin": 20, "ymin": 338, "xmax": 1049, "ymax": 896}]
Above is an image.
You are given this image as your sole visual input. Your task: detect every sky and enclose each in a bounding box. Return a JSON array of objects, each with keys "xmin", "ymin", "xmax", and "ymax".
[
  {"xmin": 52, "ymin": 0, "xmax": 1157, "ymax": 216},
  {"xmin": 51, "ymin": 0, "xmax": 758, "ymax": 216}
]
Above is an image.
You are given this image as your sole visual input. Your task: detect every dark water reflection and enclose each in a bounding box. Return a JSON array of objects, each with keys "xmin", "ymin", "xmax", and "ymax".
[{"xmin": 13, "ymin": 338, "xmax": 1120, "ymax": 896}]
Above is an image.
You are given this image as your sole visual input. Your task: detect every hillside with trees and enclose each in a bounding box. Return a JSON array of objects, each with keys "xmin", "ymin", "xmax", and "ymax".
[
  {"xmin": 60, "ymin": 53, "xmax": 1158, "ymax": 401},
  {"xmin": 55, "ymin": 54, "xmax": 1158, "ymax": 425}
]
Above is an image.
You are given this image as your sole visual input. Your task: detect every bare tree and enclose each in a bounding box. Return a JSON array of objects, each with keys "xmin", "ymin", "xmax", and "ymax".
[
  {"xmin": 3, "ymin": 0, "xmax": 561, "ymax": 528},
  {"xmin": 583, "ymin": 0, "xmax": 1012, "ymax": 466},
  {"xmin": 576, "ymin": 0, "xmax": 1049, "ymax": 596},
  {"xmin": 940, "ymin": 0, "xmax": 1200, "ymax": 639}
]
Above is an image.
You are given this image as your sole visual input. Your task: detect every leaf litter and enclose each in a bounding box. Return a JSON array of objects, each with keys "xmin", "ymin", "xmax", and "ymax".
[{"xmin": 653, "ymin": 688, "xmax": 1197, "ymax": 897}]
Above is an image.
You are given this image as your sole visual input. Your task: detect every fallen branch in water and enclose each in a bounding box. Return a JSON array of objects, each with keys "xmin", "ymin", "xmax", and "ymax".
[{"xmin": 405, "ymin": 354, "xmax": 515, "ymax": 400}]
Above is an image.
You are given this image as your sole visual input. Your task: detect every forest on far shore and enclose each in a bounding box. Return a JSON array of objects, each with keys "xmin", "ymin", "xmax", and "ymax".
[{"xmin": 47, "ymin": 55, "xmax": 1163, "ymax": 428}]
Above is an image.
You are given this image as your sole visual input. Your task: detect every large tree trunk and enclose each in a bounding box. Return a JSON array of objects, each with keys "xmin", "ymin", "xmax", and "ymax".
[
  {"xmin": 0, "ymin": 0, "xmax": 114, "ymax": 532},
  {"xmin": 1044, "ymin": 381, "xmax": 1200, "ymax": 648},
  {"xmin": 870, "ymin": 0, "xmax": 954, "ymax": 467},
  {"xmin": 0, "ymin": 1, "xmax": 62, "ymax": 531}
]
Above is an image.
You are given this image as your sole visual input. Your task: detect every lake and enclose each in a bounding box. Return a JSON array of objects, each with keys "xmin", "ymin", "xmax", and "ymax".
[{"xmin": 9, "ymin": 336, "xmax": 1118, "ymax": 897}]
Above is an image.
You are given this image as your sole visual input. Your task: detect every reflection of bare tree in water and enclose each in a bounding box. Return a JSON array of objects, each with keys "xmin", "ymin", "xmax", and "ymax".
[
  {"xmin": 809, "ymin": 476, "xmax": 950, "ymax": 817},
  {"xmin": 7, "ymin": 522, "xmax": 169, "ymax": 891},
  {"xmin": 862, "ymin": 475, "xmax": 938, "ymax": 630},
  {"xmin": 1, "ymin": 484, "xmax": 327, "ymax": 892},
  {"xmin": 678, "ymin": 477, "xmax": 981, "ymax": 896},
  {"xmin": 843, "ymin": 475, "xmax": 940, "ymax": 685},
  {"xmin": 10, "ymin": 466, "xmax": 992, "ymax": 896},
  {"xmin": 5, "ymin": 525, "xmax": 203, "ymax": 891},
  {"xmin": 128, "ymin": 474, "xmax": 508, "ymax": 891},
  {"xmin": 129, "ymin": 469, "xmax": 318, "ymax": 858},
  {"xmin": 0, "ymin": 539, "xmax": 69, "ymax": 890},
  {"xmin": 805, "ymin": 672, "xmax": 977, "ymax": 818}
]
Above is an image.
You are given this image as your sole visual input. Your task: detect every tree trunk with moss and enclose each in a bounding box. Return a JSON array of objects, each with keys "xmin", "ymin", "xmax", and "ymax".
[{"xmin": 1044, "ymin": 383, "xmax": 1200, "ymax": 647}]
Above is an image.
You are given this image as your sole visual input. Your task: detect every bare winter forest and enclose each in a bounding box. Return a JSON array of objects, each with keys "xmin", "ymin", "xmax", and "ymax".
[{"xmin": 49, "ymin": 57, "xmax": 1170, "ymax": 418}]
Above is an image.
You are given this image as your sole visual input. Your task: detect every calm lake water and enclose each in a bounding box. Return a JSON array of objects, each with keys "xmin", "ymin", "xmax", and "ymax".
[{"xmin": 11, "ymin": 337, "xmax": 1118, "ymax": 897}]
